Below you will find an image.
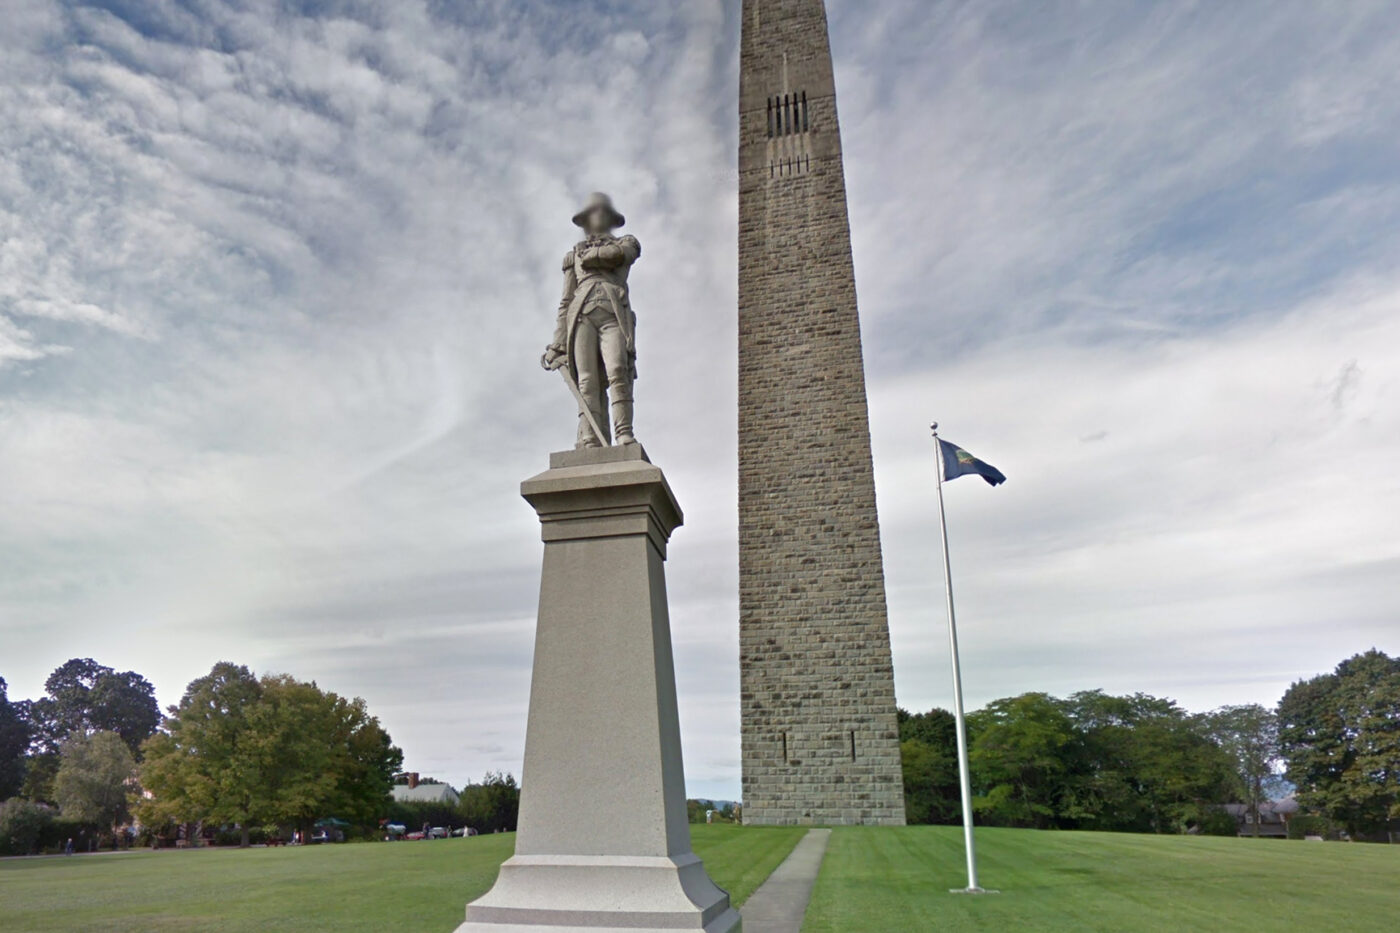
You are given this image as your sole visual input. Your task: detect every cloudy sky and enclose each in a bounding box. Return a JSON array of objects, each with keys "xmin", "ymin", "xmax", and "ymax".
[{"xmin": 2, "ymin": 0, "xmax": 1398, "ymax": 802}]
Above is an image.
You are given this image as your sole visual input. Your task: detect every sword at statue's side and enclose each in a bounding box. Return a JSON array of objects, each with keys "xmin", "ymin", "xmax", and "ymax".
[{"xmin": 542, "ymin": 352, "xmax": 610, "ymax": 447}]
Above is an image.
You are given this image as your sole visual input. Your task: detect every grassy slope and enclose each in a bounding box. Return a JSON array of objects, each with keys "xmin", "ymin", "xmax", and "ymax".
[
  {"xmin": 0, "ymin": 825, "xmax": 805, "ymax": 933},
  {"xmin": 803, "ymin": 826, "xmax": 1400, "ymax": 933}
]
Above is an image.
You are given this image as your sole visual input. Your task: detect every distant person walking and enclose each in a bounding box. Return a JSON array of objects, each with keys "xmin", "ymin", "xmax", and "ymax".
[{"xmin": 64, "ymin": 838, "xmax": 73, "ymax": 856}]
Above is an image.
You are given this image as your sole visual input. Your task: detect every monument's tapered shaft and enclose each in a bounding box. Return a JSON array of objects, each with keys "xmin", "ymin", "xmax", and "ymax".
[{"xmin": 738, "ymin": 0, "xmax": 906, "ymax": 826}]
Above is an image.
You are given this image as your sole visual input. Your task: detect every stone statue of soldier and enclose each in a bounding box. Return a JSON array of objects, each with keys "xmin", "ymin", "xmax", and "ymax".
[{"xmin": 541, "ymin": 193, "xmax": 641, "ymax": 448}]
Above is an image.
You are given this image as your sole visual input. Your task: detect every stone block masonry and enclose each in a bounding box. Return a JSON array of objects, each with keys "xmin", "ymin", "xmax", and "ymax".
[{"xmin": 738, "ymin": 0, "xmax": 906, "ymax": 826}]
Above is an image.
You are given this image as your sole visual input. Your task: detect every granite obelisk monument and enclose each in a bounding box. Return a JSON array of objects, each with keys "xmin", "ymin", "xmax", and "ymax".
[
  {"xmin": 457, "ymin": 196, "xmax": 738, "ymax": 932},
  {"xmin": 737, "ymin": 0, "xmax": 907, "ymax": 825}
]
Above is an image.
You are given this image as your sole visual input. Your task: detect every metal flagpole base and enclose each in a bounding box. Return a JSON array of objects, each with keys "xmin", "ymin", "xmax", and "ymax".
[{"xmin": 950, "ymin": 887, "xmax": 1000, "ymax": 895}]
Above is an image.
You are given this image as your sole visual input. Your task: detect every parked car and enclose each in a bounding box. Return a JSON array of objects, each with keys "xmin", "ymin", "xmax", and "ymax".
[{"xmin": 405, "ymin": 831, "xmax": 426, "ymax": 840}]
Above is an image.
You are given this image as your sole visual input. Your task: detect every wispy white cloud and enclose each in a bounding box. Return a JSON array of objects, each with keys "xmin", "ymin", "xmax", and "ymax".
[
  {"xmin": 873, "ymin": 274, "xmax": 1400, "ymax": 716},
  {"xmin": 1, "ymin": 0, "xmax": 1398, "ymax": 801}
]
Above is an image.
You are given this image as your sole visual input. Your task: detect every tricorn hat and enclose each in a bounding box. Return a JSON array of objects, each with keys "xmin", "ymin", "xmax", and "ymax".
[{"xmin": 572, "ymin": 192, "xmax": 625, "ymax": 229}]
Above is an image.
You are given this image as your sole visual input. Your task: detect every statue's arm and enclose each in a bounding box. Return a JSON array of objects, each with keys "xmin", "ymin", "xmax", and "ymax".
[
  {"xmin": 543, "ymin": 252, "xmax": 575, "ymax": 368},
  {"xmin": 597, "ymin": 235, "xmax": 640, "ymax": 269}
]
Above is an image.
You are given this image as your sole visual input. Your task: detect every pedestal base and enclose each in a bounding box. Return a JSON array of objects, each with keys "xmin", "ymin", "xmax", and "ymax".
[
  {"xmin": 458, "ymin": 446, "xmax": 738, "ymax": 933},
  {"xmin": 456, "ymin": 853, "xmax": 740, "ymax": 932}
]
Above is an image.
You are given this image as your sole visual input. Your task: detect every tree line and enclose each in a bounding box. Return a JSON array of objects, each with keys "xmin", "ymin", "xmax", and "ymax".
[
  {"xmin": 4, "ymin": 658, "xmax": 443, "ymax": 854},
  {"xmin": 6, "ymin": 649, "xmax": 1395, "ymax": 853},
  {"xmin": 383, "ymin": 772, "xmax": 521, "ymax": 837},
  {"xmin": 900, "ymin": 650, "xmax": 1400, "ymax": 840}
]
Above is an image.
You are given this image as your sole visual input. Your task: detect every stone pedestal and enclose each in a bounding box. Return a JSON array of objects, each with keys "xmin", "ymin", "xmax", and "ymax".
[{"xmin": 457, "ymin": 445, "xmax": 740, "ymax": 933}]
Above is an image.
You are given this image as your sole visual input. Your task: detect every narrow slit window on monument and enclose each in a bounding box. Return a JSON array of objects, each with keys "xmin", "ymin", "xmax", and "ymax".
[
  {"xmin": 802, "ymin": 91, "xmax": 809, "ymax": 132},
  {"xmin": 849, "ymin": 731, "xmax": 856, "ymax": 761},
  {"xmin": 784, "ymin": 94, "xmax": 791, "ymax": 134},
  {"xmin": 766, "ymin": 98, "xmax": 774, "ymax": 138},
  {"xmin": 781, "ymin": 732, "xmax": 789, "ymax": 762}
]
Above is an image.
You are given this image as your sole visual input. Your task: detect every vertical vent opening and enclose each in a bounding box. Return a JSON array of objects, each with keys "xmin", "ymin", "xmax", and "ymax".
[{"xmin": 767, "ymin": 89, "xmax": 810, "ymax": 139}]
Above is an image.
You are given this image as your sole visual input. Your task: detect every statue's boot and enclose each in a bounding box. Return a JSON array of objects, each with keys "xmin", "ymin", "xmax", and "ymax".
[
  {"xmin": 577, "ymin": 397, "xmax": 609, "ymax": 448},
  {"xmin": 611, "ymin": 386, "xmax": 636, "ymax": 445}
]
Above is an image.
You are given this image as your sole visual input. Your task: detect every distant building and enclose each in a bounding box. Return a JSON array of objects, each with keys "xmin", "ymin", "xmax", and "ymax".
[
  {"xmin": 391, "ymin": 771, "xmax": 460, "ymax": 806},
  {"xmin": 1223, "ymin": 797, "xmax": 1299, "ymax": 837}
]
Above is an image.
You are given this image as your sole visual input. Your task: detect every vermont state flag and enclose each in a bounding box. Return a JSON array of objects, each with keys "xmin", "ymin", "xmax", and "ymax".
[{"xmin": 939, "ymin": 439, "xmax": 1006, "ymax": 487}]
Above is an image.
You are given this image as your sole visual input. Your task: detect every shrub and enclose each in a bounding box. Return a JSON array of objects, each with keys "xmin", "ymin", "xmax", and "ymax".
[
  {"xmin": 37, "ymin": 817, "xmax": 100, "ymax": 854},
  {"xmin": 1287, "ymin": 814, "xmax": 1332, "ymax": 840},
  {"xmin": 1195, "ymin": 807, "xmax": 1240, "ymax": 837},
  {"xmin": 458, "ymin": 773, "xmax": 519, "ymax": 834},
  {"xmin": 211, "ymin": 825, "xmax": 270, "ymax": 847},
  {"xmin": 0, "ymin": 798, "xmax": 53, "ymax": 855},
  {"xmin": 386, "ymin": 800, "xmax": 461, "ymax": 833}
]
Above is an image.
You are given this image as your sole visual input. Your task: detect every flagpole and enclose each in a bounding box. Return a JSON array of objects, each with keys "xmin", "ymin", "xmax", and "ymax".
[{"xmin": 931, "ymin": 422, "xmax": 991, "ymax": 895}]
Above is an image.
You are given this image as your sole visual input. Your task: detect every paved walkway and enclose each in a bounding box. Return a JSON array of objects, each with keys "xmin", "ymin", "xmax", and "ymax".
[{"xmin": 740, "ymin": 828, "xmax": 832, "ymax": 933}]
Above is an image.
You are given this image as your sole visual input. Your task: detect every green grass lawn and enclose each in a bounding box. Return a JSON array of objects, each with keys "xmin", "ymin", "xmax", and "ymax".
[
  {"xmin": 6, "ymin": 825, "xmax": 1398, "ymax": 932},
  {"xmin": 0, "ymin": 824, "xmax": 805, "ymax": 933},
  {"xmin": 804, "ymin": 826, "xmax": 1400, "ymax": 933}
]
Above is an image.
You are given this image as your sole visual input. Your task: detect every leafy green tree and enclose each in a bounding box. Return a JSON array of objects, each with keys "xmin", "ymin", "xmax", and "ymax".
[
  {"xmin": 1125, "ymin": 714, "xmax": 1236, "ymax": 833},
  {"xmin": 388, "ymin": 799, "xmax": 461, "ymax": 833},
  {"xmin": 138, "ymin": 663, "xmax": 264, "ymax": 845},
  {"xmin": 897, "ymin": 708, "xmax": 962, "ymax": 825},
  {"xmin": 37, "ymin": 659, "xmax": 160, "ymax": 754},
  {"xmin": 0, "ymin": 797, "xmax": 53, "ymax": 855},
  {"xmin": 140, "ymin": 664, "xmax": 402, "ymax": 846},
  {"xmin": 19, "ymin": 659, "xmax": 159, "ymax": 801},
  {"xmin": 687, "ymin": 799, "xmax": 713, "ymax": 823},
  {"xmin": 1278, "ymin": 649, "xmax": 1400, "ymax": 838},
  {"xmin": 0, "ymin": 678, "xmax": 30, "ymax": 799},
  {"xmin": 53, "ymin": 731, "xmax": 136, "ymax": 830},
  {"xmin": 1061, "ymin": 691, "xmax": 1235, "ymax": 833},
  {"xmin": 17, "ymin": 742, "xmax": 59, "ymax": 805},
  {"xmin": 458, "ymin": 772, "xmax": 520, "ymax": 833},
  {"xmin": 969, "ymin": 693, "xmax": 1077, "ymax": 828},
  {"xmin": 1204, "ymin": 704, "xmax": 1280, "ymax": 836}
]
